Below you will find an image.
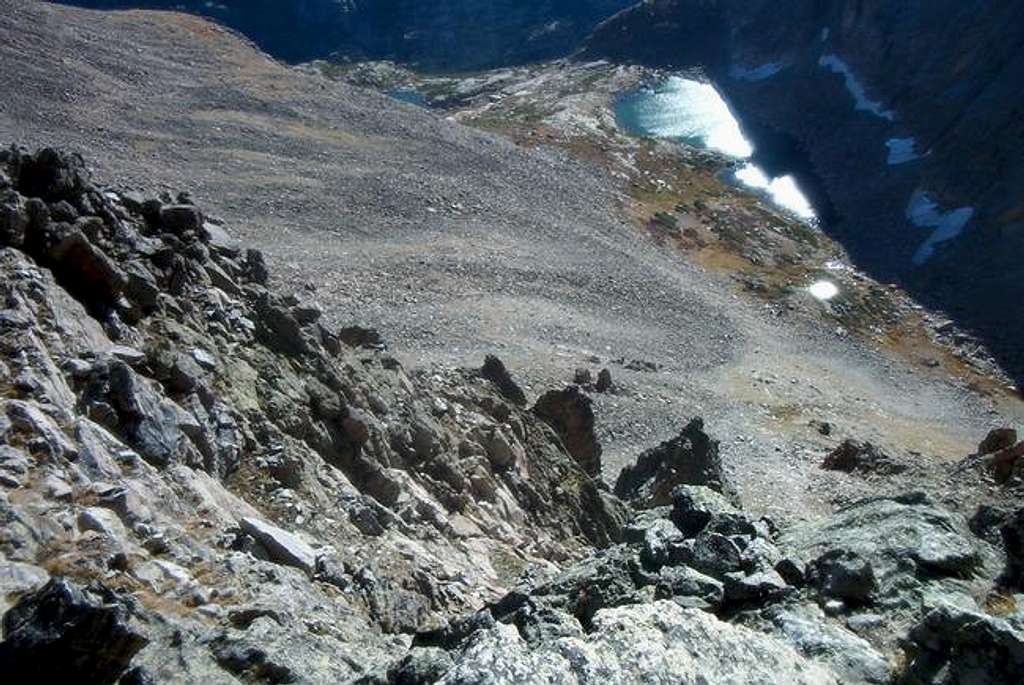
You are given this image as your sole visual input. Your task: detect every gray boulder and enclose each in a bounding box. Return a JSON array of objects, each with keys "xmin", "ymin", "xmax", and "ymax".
[
  {"xmin": 239, "ymin": 517, "xmax": 317, "ymax": 576},
  {"xmin": 675, "ymin": 531, "xmax": 745, "ymax": 580},
  {"xmin": 14, "ymin": 148, "xmax": 90, "ymax": 202},
  {"xmin": 969, "ymin": 504, "xmax": 1010, "ymax": 545},
  {"xmin": 723, "ymin": 569, "xmax": 792, "ymax": 604},
  {"xmin": 158, "ymin": 204, "xmax": 203, "ymax": 235},
  {"xmin": 508, "ymin": 545, "xmax": 648, "ymax": 627},
  {"xmin": 639, "ymin": 518, "xmax": 687, "ymax": 569},
  {"xmin": 806, "ymin": 550, "xmax": 877, "ymax": 604},
  {"xmin": 780, "ymin": 494, "xmax": 981, "ymax": 607},
  {"xmin": 750, "ymin": 605, "xmax": 891, "ymax": 684},
  {"xmin": 621, "ymin": 506, "xmax": 673, "ymax": 544},
  {"xmin": 201, "ymin": 221, "xmax": 241, "ymax": 256},
  {"xmin": 244, "ymin": 248, "xmax": 269, "ymax": 284},
  {"xmin": 654, "ymin": 564, "xmax": 724, "ymax": 609},
  {"xmin": 0, "ymin": 562, "xmax": 49, "ymax": 612},
  {"xmin": 1001, "ymin": 508, "xmax": 1024, "ymax": 590},
  {"xmin": 104, "ymin": 361, "xmax": 187, "ymax": 467},
  {"xmin": 387, "ymin": 647, "xmax": 455, "ymax": 685},
  {"xmin": 122, "ymin": 260, "xmax": 160, "ymax": 311},
  {"xmin": 0, "ymin": 579, "xmax": 148, "ymax": 685},
  {"xmin": 77, "ymin": 507, "xmax": 129, "ymax": 546},
  {"xmin": 44, "ymin": 229, "xmax": 128, "ymax": 307},
  {"xmin": 669, "ymin": 484, "xmax": 742, "ymax": 537},
  {"xmin": 439, "ymin": 601, "xmax": 839, "ymax": 684},
  {"xmin": 0, "ymin": 193, "xmax": 28, "ymax": 247},
  {"xmin": 254, "ymin": 295, "xmax": 308, "ymax": 356},
  {"xmin": 903, "ymin": 601, "xmax": 1024, "ymax": 685}
]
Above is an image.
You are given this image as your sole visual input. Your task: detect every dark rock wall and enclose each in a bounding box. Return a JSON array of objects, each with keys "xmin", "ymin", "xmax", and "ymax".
[
  {"xmin": 584, "ymin": 0, "xmax": 1024, "ymax": 382},
  {"xmin": 59, "ymin": 0, "xmax": 635, "ymax": 68}
]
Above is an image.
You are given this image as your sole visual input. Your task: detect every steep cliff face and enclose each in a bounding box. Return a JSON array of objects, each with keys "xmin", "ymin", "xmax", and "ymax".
[
  {"xmin": 585, "ymin": 0, "xmax": 1024, "ymax": 381},
  {"xmin": 60, "ymin": 0, "xmax": 634, "ymax": 68}
]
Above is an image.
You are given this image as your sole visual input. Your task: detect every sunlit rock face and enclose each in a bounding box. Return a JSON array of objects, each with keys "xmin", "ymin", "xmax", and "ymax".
[
  {"xmin": 584, "ymin": 0, "xmax": 1024, "ymax": 383},
  {"xmin": 60, "ymin": 0, "xmax": 634, "ymax": 68}
]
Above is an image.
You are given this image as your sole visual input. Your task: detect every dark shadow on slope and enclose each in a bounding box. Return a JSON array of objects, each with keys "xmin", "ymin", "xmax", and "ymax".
[{"xmin": 55, "ymin": 0, "xmax": 636, "ymax": 69}]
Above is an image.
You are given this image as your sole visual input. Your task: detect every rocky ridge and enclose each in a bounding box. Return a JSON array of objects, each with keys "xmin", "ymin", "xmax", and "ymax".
[
  {"xmin": 1, "ymin": 146, "xmax": 1023, "ymax": 683},
  {"xmin": 0, "ymin": 145, "xmax": 628, "ymax": 681}
]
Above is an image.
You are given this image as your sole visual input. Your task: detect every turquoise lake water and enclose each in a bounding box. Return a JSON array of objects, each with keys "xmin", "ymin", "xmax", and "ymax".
[
  {"xmin": 386, "ymin": 88, "xmax": 429, "ymax": 107},
  {"xmin": 614, "ymin": 77, "xmax": 816, "ymax": 220}
]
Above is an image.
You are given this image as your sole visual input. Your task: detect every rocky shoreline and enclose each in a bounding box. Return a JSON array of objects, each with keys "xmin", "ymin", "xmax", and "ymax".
[{"xmin": 1, "ymin": 145, "xmax": 1023, "ymax": 683}]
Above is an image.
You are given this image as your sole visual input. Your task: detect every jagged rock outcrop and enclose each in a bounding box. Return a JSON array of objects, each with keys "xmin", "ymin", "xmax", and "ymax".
[
  {"xmin": 613, "ymin": 417, "xmax": 732, "ymax": 507},
  {"xmin": 437, "ymin": 601, "xmax": 839, "ymax": 685},
  {"xmin": 480, "ymin": 355, "xmax": 527, "ymax": 406},
  {"xmin": 1001, "ymin": 508, "xmax": 1024, "ymax": 590},
  {"xmin": 386, "ymin": 469, "xmax": 886, "ymax": 681},
  {"xmin": 902, "ymin": 602, "xmax": 1024, "ymax": 685},
  {"xmin": 821, "ymin": 439, "xmax": 909, "ymax": 476},
  {"xmin": 532, "ymin": 386, "xmax": 602, "ymax": 477},
  {"xmin": 740, "ymin": 604, "xmax": 891, "ymax": 685},
  {"xmin": 0, "ymin": 579, "xmax": 148, "ymax": 684},
  {"xmin": 777, "ymin": 490, "xmax": 993, "ymax": 656},
  {"xmin": 959, "ymin": 427, "xmax": 1024, "ymax": 485}
]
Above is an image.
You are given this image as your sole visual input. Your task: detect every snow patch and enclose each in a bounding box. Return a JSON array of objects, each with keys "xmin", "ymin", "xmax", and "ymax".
[
  {"xmin": 818, "ymin": 54, "xmax": 895, "ymax": 121},
  {"xmin": 808, "ymin": 280, "xmax": 839, "ymax": 301},
  {"xmin": 735, "ymin": 164, "xmax": 816, "ymax": 220},
  {"xmin": 906, "ymin": 190, "xmax": 974, "ymax": 264},
  {"xmin": 885, "ymin": 138, "xmax": 921, "ymax": 165},
  {"xmin": 729, "ymin": 61, "xmax": 786, "ymax": 81}
]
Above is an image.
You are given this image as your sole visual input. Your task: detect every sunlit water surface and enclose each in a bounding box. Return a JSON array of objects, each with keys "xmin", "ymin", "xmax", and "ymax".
[{"xmin": 615, "ymin": 77, "xmax": 816, "ymax": 221}]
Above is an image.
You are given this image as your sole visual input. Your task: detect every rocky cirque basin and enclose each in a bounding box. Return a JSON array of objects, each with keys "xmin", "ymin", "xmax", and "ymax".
[
  {"xmin": 0, "ymin": 0, "xmax": 1018, "ymax": 525},
  {"xmin": 583, "ymin": 0, "xmax": 1024, "ymax": 385}
]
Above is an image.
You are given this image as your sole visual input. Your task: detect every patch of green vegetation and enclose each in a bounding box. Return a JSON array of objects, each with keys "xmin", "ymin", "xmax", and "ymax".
[
  {"xmin": 489, "ymin": 546, "xmax": 527, "ymax": 586},
  {"xmin": 780, "ymin": 219, "xmax": 823, "ymax": 249},
  {"xmin": 315, "ymin": 61, "xmax": 358, "ymax": 80},
  {"xmin": 652, "ymin": 211, "xmax": 680, "ymax": 233}
]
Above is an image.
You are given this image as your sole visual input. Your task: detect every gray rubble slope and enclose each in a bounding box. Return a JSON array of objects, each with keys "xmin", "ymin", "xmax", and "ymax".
[{"xmin": 0, "ymin": 1, "xmax": 1007, "ymax": 525}]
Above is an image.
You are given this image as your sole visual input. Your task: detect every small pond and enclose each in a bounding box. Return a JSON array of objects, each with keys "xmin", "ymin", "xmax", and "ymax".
[{"xmin": 385, "ymin": 88, "xmax": 429, "ymax": 108}]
